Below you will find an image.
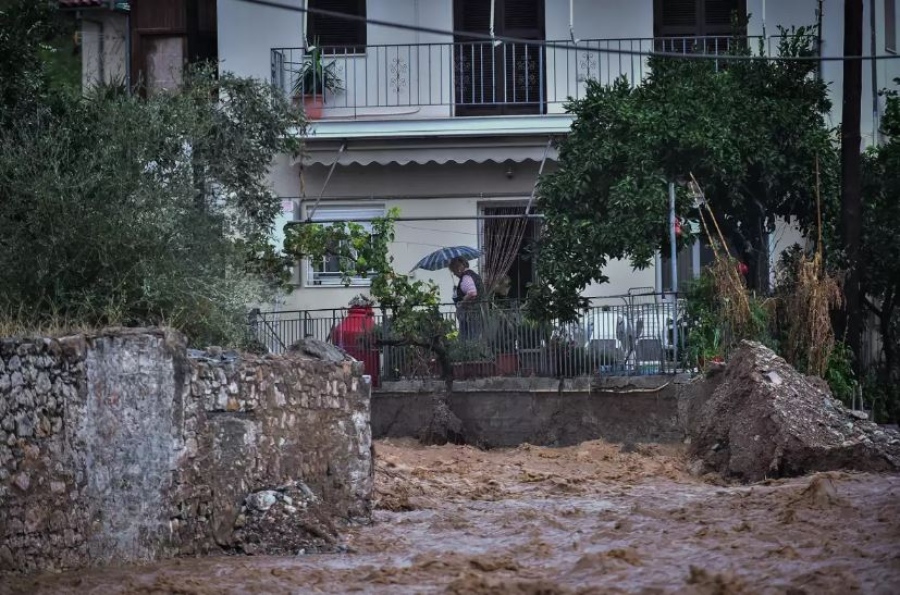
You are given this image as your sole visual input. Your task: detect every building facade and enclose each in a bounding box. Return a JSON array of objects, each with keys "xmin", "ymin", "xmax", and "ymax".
[
  {"xmin": 75, "ymin": 1, "xmax": 900, "ymax": 313},
  {"xmin": 213, "ymin": 0, "xmax": 899, "ymax": 313}
]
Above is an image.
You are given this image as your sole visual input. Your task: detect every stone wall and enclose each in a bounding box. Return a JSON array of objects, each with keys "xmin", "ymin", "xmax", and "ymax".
[
  {"xmin": 373, "ymin": 376, "xmax": 692, "ymax": 447},
  {"xmin": 0, "ymin": 328, "xmax": 372, "ymax": 575}
]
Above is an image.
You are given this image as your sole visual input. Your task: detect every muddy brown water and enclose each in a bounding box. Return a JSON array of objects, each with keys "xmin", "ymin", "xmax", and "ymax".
[{"xmin": 5, "ymin": 439, "xmax": 900, "ymax": 594}]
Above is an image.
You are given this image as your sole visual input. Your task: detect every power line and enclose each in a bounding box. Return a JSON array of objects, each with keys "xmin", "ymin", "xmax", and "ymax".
[{"xmin": 237, "ymin": 0, "xmax": 900, "ymax": 63}]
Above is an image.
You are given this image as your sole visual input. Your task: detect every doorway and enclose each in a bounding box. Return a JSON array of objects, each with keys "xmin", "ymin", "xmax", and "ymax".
[
  {"xmin": 453, "ymin": 0, "xmax": 546, "ymax": 116},
  {"xmin": 481, "ymin": 205, "xmax": 540, "ymax": 304}
]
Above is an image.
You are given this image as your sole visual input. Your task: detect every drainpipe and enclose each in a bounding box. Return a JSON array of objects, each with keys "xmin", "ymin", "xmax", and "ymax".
[
  {"xmin": 870, "ymin": 0, "xmax": 880, "ymax": 145},
  {"xmin": 816, "ymin": 0, "xmax": 824, "ymax": 81},
  {"xmin": 669, "ymin": 181, "xmax": 678, "ymax": 366}
]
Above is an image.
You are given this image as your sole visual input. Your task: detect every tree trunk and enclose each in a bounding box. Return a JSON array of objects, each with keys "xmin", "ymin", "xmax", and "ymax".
[
  {"xmin": 418, "ymin": 339, "xmax": 464, "ymax": 445},
  {"xmin": 839, "ymin": 0, "xmax": 864, "ymax": 369}
]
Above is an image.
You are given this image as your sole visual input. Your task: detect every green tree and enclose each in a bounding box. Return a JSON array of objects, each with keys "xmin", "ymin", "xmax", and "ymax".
[
  {"xmin": 284, "ymin": 211, "xmax": 463, "ymax": 443},
  {"xmin": 0, "ymin": 18, "xmax": 304, "ymax": 346},
  {"xmin": 531, "ymin": 28, "xmax": 837, "ymax": 322},
  {"xmin": 860, "ymin": 80, "xmax": 900, "ymax": 422}
]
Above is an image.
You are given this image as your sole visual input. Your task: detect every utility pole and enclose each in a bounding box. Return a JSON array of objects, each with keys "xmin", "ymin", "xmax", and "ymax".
[{"xmin": 840, "ymin": 0, "xmax": 864, "ymax": 368}]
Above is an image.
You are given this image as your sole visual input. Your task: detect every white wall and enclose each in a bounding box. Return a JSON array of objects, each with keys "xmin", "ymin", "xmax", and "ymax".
[
  {"xmin": 80, "ymin": 12, "xmax": 128, "ymax": 89},
  {"xmin": 266, "ymin": 158, "xmax": 652, "ymax": 311},
  {"xmin": 218, "ymin": 0, "xmax": 304, "ymax": 80}
]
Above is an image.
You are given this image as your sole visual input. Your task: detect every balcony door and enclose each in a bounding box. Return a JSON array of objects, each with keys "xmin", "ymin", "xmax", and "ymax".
[{"xmin": 454, "ymin": 0, "xmax": 545, "ymax": 116}]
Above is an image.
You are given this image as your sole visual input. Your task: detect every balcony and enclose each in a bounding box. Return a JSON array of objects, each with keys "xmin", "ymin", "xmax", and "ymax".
[{"xmin": 272, "ymin": 36, "xmax": 772, "ymax": 126}]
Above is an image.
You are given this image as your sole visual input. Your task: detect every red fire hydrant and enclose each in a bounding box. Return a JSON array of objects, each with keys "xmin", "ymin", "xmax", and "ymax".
[{"xmin": 330, "ymin": 305, "xmax": 379, "ymax": 387}]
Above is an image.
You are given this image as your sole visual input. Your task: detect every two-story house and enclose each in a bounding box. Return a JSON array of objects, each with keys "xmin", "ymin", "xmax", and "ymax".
[
  {"xmin": 212, "ymin": 0, "xmax": 899, "ymax": 315},
  {"xmin": 71, "ymin": 1, "xmax": 900, "ymax": 314}
]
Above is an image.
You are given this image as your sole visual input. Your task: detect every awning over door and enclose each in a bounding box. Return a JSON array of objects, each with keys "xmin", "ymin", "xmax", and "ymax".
[{"xmin": 296, "ymin": 138, "xmax": 558, "ymax": 167}]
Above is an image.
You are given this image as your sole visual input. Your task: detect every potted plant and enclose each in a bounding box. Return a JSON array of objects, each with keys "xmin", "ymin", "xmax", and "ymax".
[
  {"xmin": 449, "ymin": 339, "xmax": 495, "ymax": 380},
  {"xmin": 292, "ymin": 42, "xmax": 343, "ymax": 120},
  {"xmin": 484, "ymin": 307, "xmax": 518, "ymax": 376}
]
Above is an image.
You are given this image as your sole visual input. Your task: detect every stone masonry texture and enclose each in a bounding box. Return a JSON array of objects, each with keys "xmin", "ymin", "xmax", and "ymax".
[{"xmin": 0, "ymin": 328, "xmax": 372, "ymax": 575}]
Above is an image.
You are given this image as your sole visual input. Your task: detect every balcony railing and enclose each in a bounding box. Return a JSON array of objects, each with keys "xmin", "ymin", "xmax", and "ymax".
[
  {"xmin": 272, "ymin": 36, "xmax": 782, "ymax": 120},
  {"xmin": 249, "ymin": 293, "xmax": 687, "ymax": 382}
]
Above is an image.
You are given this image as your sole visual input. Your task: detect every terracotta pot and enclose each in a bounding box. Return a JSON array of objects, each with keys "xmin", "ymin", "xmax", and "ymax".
[
  {"xmin": 453, "ymin": 361, "xmax": 495, "ymax": 380},
  {"xmin": 302, "ymin": 96, "xmax": 325, "ymax": 120},
  {"xmin": 495, "ymin": 353, "xmax": 518, "ymax": 376}
]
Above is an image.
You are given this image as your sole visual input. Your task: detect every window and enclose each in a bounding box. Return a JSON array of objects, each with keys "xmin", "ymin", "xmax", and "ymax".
[
  {"xmin": 304, "ymin": 205, "xmax": 384, "ymax": 286},
  {"xmin": 653, "ymin": 0, "xmax": 746, "ymax": 53},
  {"xmin": 307, "ymin": 0, "xmax": 366, "ymax": 53},
  {"xmin": 887, "ymin": 0, "xmax": 897, "ymax": 54}
]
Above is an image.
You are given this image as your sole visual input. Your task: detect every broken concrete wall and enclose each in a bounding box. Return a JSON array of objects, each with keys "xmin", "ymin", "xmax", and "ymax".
[
  {"xmin": 0, "ymin": 328, "xmax": 372, "ymax": 575},
  {"xmin": 373, "ymin": 376, "xmax": 691, "ymax": 447}
]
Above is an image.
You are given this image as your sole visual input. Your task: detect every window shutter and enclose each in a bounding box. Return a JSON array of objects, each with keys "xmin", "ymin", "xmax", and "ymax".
[
  {"xmin": 307, "ymin": 0, "xmax": 366, "ymax": 52},
  {"xmin": 662, "ymin": 0, "xmax": 697, "ymax": 29},
  {"xmin": 504, "ymin": 0, "xmax": 541, "ymax": 33},
  {"xmin": 704, "ymin": 0, "xmax": 744, "ymax": 35},
  {"xmin": 654, "ymin": 0, "xmax": 745, "ymax": 51}
]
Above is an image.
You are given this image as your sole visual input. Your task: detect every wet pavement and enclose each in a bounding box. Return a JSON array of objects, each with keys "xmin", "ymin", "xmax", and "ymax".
[{"xmin": 4, "ymin": 439, "xmax": 900, "ymax": 594}]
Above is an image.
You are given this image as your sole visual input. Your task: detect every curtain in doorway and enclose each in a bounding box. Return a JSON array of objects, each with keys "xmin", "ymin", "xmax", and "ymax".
[{"xmin": 482, "ymin": 206, "xmax": 529, "ymax": 296}]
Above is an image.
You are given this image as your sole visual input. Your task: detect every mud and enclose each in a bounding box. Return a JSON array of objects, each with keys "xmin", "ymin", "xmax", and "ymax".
[{"xmin": 4, "ymin": 439, "xmax": 900, "ymax": 594}]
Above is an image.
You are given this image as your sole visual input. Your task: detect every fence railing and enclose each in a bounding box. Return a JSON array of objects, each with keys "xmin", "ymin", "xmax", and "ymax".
[
  {"xmin": 272, "ymin": 36, "xmax": 784, "ymax": 119},
  {"xmin": 250, "ymin": 293, "xmax": 686, "ymax": 382}
]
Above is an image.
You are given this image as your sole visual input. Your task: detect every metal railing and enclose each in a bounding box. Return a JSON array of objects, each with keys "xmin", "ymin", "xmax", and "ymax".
[
  {"xmin": 250, "ymin": 292, "xmax": 686, "ymax": 381},
  {"xmin": 272, "ymin": 36, "xmax": 787, "ymax": 119}
]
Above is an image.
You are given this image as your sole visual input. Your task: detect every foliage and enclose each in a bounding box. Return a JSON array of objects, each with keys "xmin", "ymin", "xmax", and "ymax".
[
  {"xmin": 284, "ymin": 209, "xmax": 456, "ymax": 377},
  {"xmin": 448, "ymin": 339, "xmax": 494, "ymax": 363},
  {"xmin": 0, "ymin": 13, "xmax": 305, "ymax": 348},
  {"xmin": 531, "ymin": 26, "xmax": 837, "ymax": 322},
  {"xmin": 292, "ymin": 42, "xmax": 344, "ymax": 97},
  {"xmin": 0, "ymin": 0, "xmax": 65, "ymax": 124},
  {"xmin": 824, "ymin": 342, "xmax": 859, "ymax": 407},
  {"xmin": 683, "ymin": 273, "xmax": 725, "ymax": 366},
  {"xmin": 859, "ymin": 78, "xmax": 900, "ymax": 413}
]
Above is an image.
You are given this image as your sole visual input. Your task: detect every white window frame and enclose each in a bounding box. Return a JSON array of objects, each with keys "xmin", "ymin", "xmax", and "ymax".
[{"xmin": 303, "ymin": 204, "xmax": 385, "ymax": 288}]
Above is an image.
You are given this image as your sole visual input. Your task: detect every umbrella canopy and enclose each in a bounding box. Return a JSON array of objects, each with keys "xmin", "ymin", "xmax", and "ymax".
[{"xmin": 414, "ymin": 246, "xmax": 481, "ymax": 271}]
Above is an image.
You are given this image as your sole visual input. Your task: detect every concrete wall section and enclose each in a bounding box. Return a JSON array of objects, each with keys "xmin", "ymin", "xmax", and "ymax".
[
  {"xmin": 0, "ymin": 328, "xmax": 372, "ymax": 575},
  {"xmin": 372, "ymin": 376, "xmax": 691, "ymax": 448}
]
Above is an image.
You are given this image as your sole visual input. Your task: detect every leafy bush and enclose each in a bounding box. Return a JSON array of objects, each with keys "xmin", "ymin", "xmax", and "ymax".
[
  {"xmin": 824, "ymin": 342, "xmax": 859, "ymax": 406},
  {"xmin": 0, "ymin": 61, "xmax": 303, "ymax": 346}
]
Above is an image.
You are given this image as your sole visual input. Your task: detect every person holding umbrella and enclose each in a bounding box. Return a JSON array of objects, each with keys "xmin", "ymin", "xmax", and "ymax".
[{"xmin": 449, "ymin": 256, "xmax": 484, "ymax": 340}]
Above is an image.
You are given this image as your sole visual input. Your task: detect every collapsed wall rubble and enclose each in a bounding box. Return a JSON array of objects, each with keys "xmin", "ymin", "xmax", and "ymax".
[{"xmin": 686, "ymin": 341, "xmax": 900, "ymax": 482}]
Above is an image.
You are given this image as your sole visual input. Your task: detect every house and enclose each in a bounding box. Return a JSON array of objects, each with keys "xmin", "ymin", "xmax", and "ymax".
[
  {"xmin": 61, "ymin": 0, "xmax": 218, "ymax": 94},
  {"xmin": 212, "ymin": 0, "xmax": 899, "ymax": 316},
  {"xmin": 68, "ymin": 1, "xmax": 899, "ymax": 312}
]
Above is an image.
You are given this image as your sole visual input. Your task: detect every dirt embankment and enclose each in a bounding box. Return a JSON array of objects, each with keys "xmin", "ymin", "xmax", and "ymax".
[{"xmin": 8, "ymin": 438, "xmax": 899, "ymax": 594}]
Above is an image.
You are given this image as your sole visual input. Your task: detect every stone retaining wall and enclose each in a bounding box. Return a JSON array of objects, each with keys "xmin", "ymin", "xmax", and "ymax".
[{"xmin": 0, "ymin": 328, "xmax": 372, "ymax": 575}]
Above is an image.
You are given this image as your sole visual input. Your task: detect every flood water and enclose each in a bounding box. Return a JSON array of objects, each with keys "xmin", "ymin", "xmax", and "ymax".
[{"xmin": 5, "ymin": 439, "xmax": 900, "ymax": 594}]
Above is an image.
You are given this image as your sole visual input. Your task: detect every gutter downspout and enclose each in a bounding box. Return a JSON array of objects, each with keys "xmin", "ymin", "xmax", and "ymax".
[
  {"xmin": 816, "ymin": 0, "xmax": 824, "ymax": 81},
  {"xmin": 870, "ymin": 0, "xmax": 880, "ymax": 145}
]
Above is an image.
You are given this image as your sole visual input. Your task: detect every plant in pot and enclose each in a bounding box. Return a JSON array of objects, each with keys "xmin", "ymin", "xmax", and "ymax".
[
  {"xmin": 448, "ymin": 339, "xmax": 495, "ymax": 380},
  {"xmin": 484, "ymin": 307, "xmax": 518, "ymax": 376},
  {"xmin": 292, "ymin": 43, "xmax": 343, "ymax": 120}
]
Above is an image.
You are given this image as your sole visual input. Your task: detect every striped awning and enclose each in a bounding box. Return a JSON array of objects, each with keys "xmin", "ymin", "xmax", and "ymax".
[{"xmin": 296, "ymin": 139, "xmax": 558, "ymax": 167}]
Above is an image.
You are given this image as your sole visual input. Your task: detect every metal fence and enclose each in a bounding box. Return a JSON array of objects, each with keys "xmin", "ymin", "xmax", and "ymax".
[
  {"xmin": 250, "ymin": 292, "xmax": 686, "ymax": 381},
  {"xmin": 272, "ymin": 36, "xmax": 786, "ymax": 118}
]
